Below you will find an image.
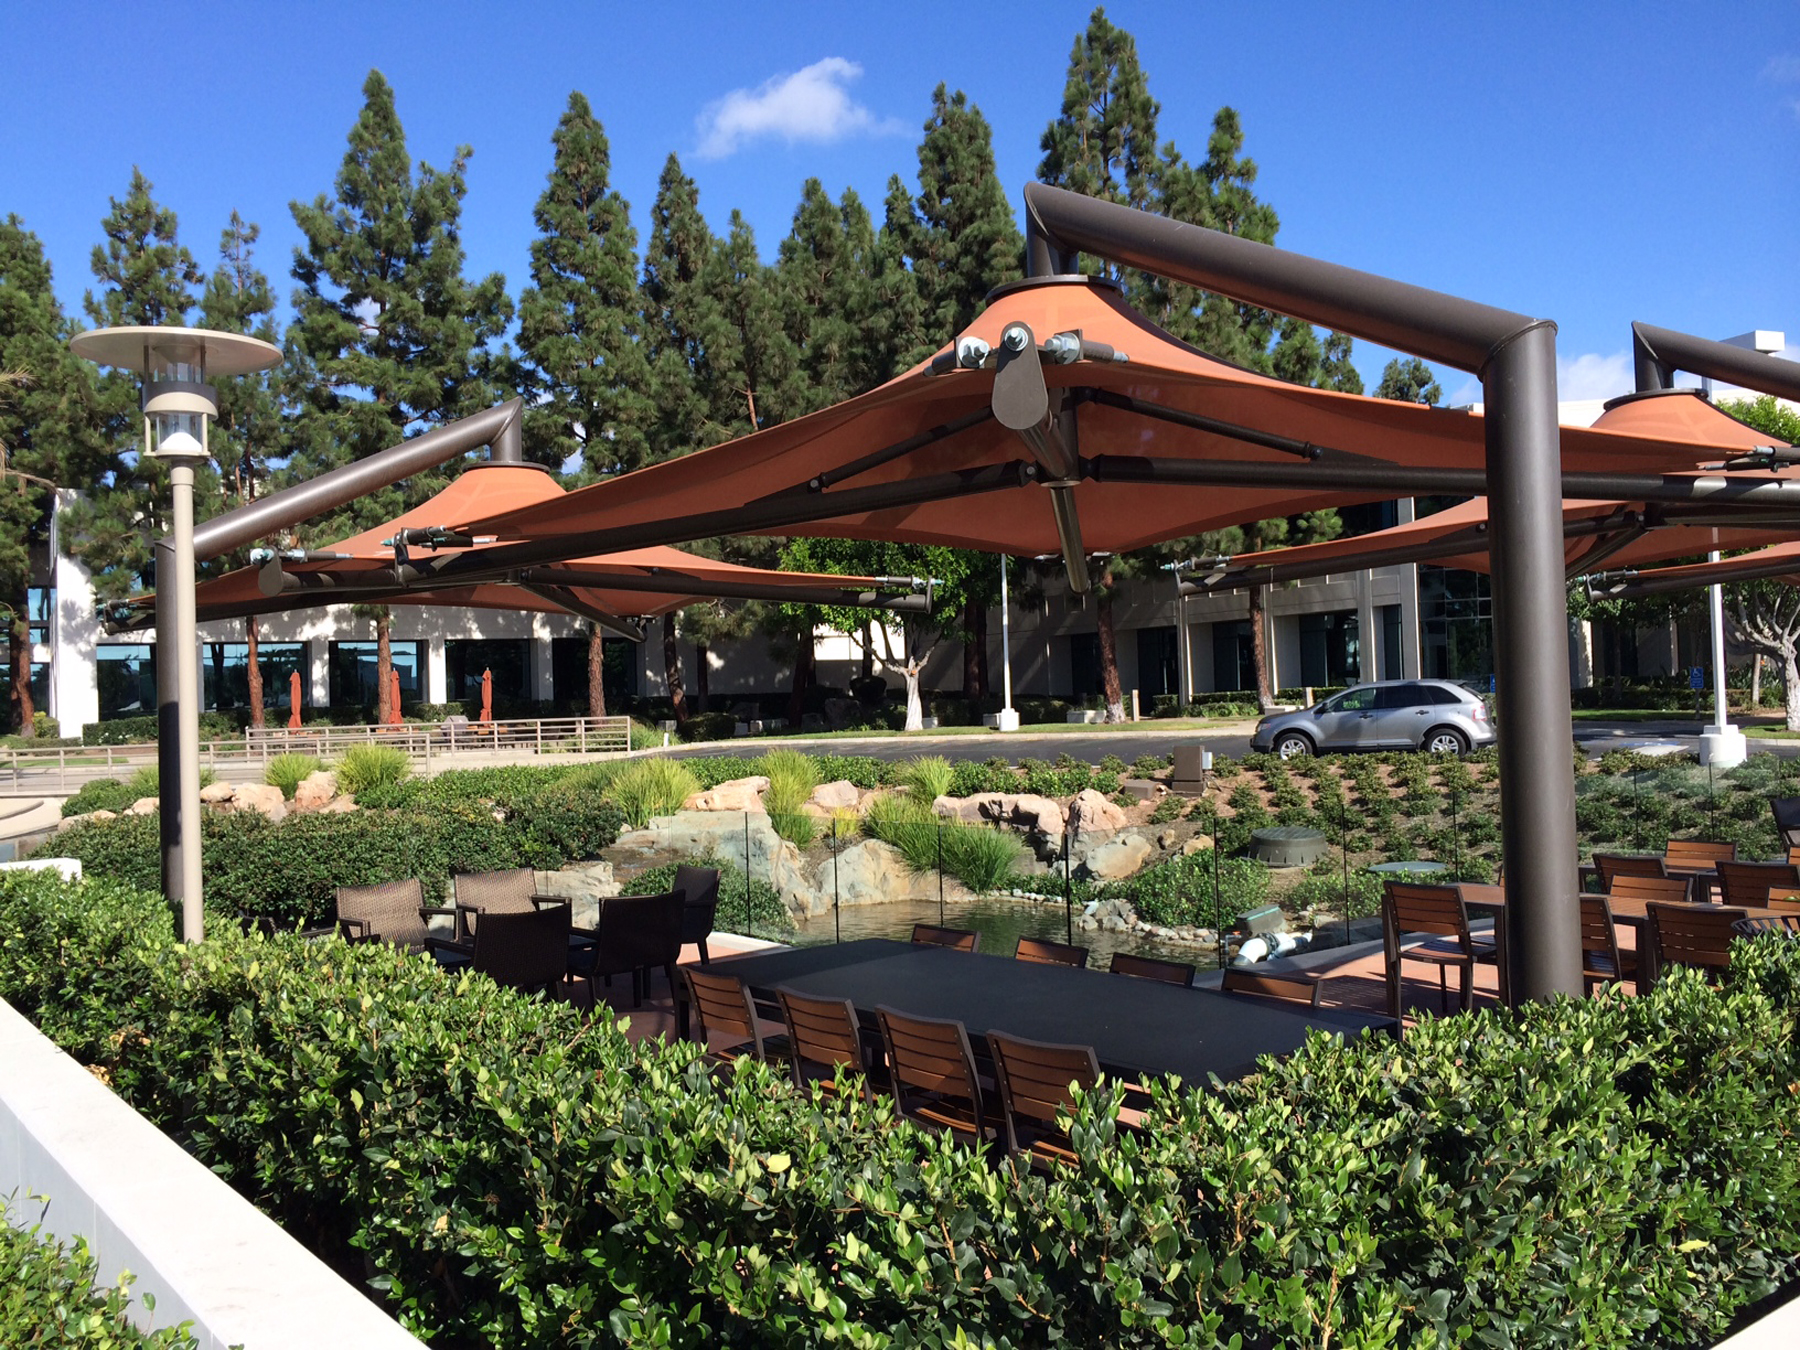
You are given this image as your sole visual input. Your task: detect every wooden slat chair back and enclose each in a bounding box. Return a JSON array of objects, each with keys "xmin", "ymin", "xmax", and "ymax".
[
  {"xmin": 685, "ymin": 968, "xmax": 778, "ymax": 1063},
  {"xmin": 1715, "ymin": 860, "xmax": 1800, "ymax": 910},
  {"xmin": 1381, "ymin": 882, "xmax": 1491, "ymax": 1022},
  {"xmin": 1647, "ymin": 902, "xmax": 1746, "ymax": 985},
  {"xmin": 1578, "ymin": 895, "xmax": 1636, "ymax": 992},
  {"xmin": 911, "ymin": 923, "xmax": 980, "ymax": 953},
  {"xmin": 674, "ymin": 865, "xmax": 722, "ymax": 966},
  {"xmin": 452, "ymin": 867, "xmax": 540, "ymax": 938},
  {"xmin": 1014, "ymin": 936, "xmax": 1089, "ymax": 968},
  {"xmin": 470, "ymin": 902, "xmax": 571, "ymax": 999},
  {"xmin": 777, "ymin": 986, "xmax": 876, "ymax": 1098},
  {"xmin": 1786, "ymin": 845, "xmax": 1800, "ymax": 868},
  {"xmin": 1220, "ymin": 968, "xmax": 1324, "ymax": 1008},
  {"xmin": 876, "ymin": 1006, "xmax": 989, "ymax": 1146},
  {"xmin": 1593, "ymin": 853, "xmax": 1667, "ymax": 890},
  {"xmin": 1606, "ymin": 874, "xmax": 1696, "ymax": 907},
  {"xmin": 1765, "ymin": 889, "xmax": 1800, "ymax": 913},
  {"xmin": 334, "ymin": 879, "xmax": 430, "ymax": 952},
  {"xmin": 986, "ymin": 1030, "xmax": 1100, "ymax": 1169},
  {"xmin": 1108, "ymin": 952, "xmax": 1195, "ymax": 986},
  {"xmin": 1663, "ymin": 839, "xmax": 1736, "ymax": 869}
]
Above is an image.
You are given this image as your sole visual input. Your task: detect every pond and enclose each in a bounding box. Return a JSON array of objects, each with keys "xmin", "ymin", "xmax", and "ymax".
[{"xmin": 785, "ymin": 894, "xmax": 1222, "ymax": 971}]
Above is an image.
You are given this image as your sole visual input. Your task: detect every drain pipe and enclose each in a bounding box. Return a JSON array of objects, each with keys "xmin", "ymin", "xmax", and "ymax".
[{"xmin": 1023, "ymin": 182, "xmax": 1577, "ymax": 1003}]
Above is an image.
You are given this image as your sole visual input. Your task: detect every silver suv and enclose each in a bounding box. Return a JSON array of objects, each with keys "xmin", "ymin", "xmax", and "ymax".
[{"xmin": 1250, "ymin": 680, "xmax": 1494, "ymax": 758}]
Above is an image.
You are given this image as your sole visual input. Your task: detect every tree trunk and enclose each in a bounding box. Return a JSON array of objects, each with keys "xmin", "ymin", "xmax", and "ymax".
[
  {"xmin": 587, "ymin": 627, "xmax": 606, "ymax": 719},
  {"xmin": 974, "ymin": 602, "xmax": 990, "ymax": 703},
  {"xmin": 694, "ymin": 642, "xmax": 711, "ymax": 713},
  {"xmin": 246, "ymin": 616, "xmax": 264, "ymax": 730},
  {"xmin": 375, "ymin": 609, "xmax": 393, "ymax": 723},
  {"xmin": 1095, "ymin": 589, "xmax": 1127, "ymax": 723},
  {"xmin": 1785, "ymin": 648, "xmax": 1800, "ymax": 732},
  {"xmin": 1249, "ymin": 585, "xmax": 1273, "ymax": 711},
  {"xmin": 787, "ymin": 632, "xmax": 813, "ymax": 728},
  {"xmin": 902, "ymin": 622, "xmax": 926, "ymax": 732},
  {"xmin": 961, "ymin": 598, "xmax": 988, "ymax": 704},
  {"xmin": 7, "ymin": 606, "xmax": 33, "ymax": 738},
  {"xmin": 1752, "ymin": 654, "xmax": 1764, "ymax": 708},
  {"xmin": 663, "ymin": 614, "xmax": 687, "ymax": 725},
  {"xmin": 860, "ymin": 618, "xmax": 874, "ymax": 681}
]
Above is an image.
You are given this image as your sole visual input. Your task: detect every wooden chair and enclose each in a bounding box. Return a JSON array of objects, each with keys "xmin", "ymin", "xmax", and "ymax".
[
  {"xmin": 986, "ymin": 1031, "xmax": 1100, "ymax": 1170},
  {"xmin": 1764, "ymin": 889, "xmax": 1800, "ymax": 913},
  {"xmin": 467, "ymin": 902, "xmax": 573, "ymax": 1000},
  {"xmin": 1014, "ymin": 936, "xmax": 1089, "ymax": 968},
  {"xmin": 876, "ymin": 1006, "xmax": 991, "ymax": 1147},
  {"xmin": 777, "ymin": 986, "xmax": 878, "ymax": 1098},
  {"xmin": 911, "ymin": 923, "xmax": 980, "ymax": 953},
  {"xmin": 673, "ymin": 865, "xmax": 721, "ymax": 966},
  {"xmin": 1578, "ymin": 895, "xmax": 1636, "ymax": 993},
  {"xmin": 1108, "ymin": 952, "xmax": 1195, "ymax": 986},
  {"xmin": 1663, "ymin": 838, "xmax": 1736, "ymax": 870},
  {"xmin": 1381, "ymin": 882, "xmax": 1497, "ymax": 1021},
  {"xmin": 1592, "ymin": 853, "xmax": 1668, "ymax": 890},
  {"xmin": 1715, "ymin": 860, "xmax": 1800, "ymax": 909},
  {"xmin": 686, "ymin": 968, "xmax": 785, "ymax": 1063},
  {"xmin": 1220, "ymin": 968, "xmax": 1324, "ymax": 1008},
  {"xmin": 1606, "ymin": 874, "xmax": 1696, "ymax": 907},
  {"xmin": 1646, "ymin": 902, "xmax": 1746, "ymax": 986}
]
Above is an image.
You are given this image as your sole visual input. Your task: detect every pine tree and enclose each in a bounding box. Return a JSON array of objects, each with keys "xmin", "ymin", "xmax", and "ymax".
[
  {"xmin": 198, "ymin": 212, "xmax": 284, "ymax": 727},
  {"xmin": 285, "ymin": 69, "xmax": 512, "ymax": 720},
  {"xmin": 1375, "ymin": 357, "xmax": 1443, "ymax": 405},
  {"xmin": 518, "ymin": 91, "xmax": 652, "ymax": 482},
  {"xmin": 0, "ymin": 218, "xmax": 107, "ymax": 734},
  {"xmin": 869, "ymin": 179, "xmax": 930, "ymax": 377},
  {"xmin": 641, "ymin": 155, "xmax": 725, "ymax": 461},
  {"xmin": 61, "ymin": 169, "xmax": 203, "ymax": 606},
  {"xmin": 703, "ymin": 210, "xmax": 796, "ymax": 438},
  {"xmin": 777, "ymin": 179, "xmax": 895, "ymax": 415}
]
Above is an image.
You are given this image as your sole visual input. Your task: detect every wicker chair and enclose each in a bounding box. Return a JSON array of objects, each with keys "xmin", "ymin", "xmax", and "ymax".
[
  {"xmin": 986, "ymin": 1031, "xmax": 1100, "ymax": 1170},
  {"xmin": 451, "ymin": 867, "xmax": 544, "ymax": 939},
  {"xmin": 1013, "ymin": 936, "xmax": 1089, "ymax": 968},
  {"xmin": 877, "ymin": 1006, "xmax": 992, "ymax": 1148},
  {"xmin": 1647, "ymin": 902, "xmax": 1746, "ymax": 986},
  {"xmin": 468, "ymin": 902, "xmax": 573, "ymax": 1000},
  {"xmin": 674, "ymin": 865, "xmax": 722, "ymax": 966},
  {"xmin": 569, "ymin": 892, "xmax": 675, "ymax": 1008},
  {"xmin": 307, "ymin": 879, "xmax": 437, "ymax": 953},
  {"xmin": 911, "ymin": 923, "xmax": 980, "ymax": 952},
  {"xmin": 1579, "ymin": 895, "xmax": 1637, "ymax": 993},
  {"xmin": 777, "ymin": 986, "xmax": 879, "ymax": 1097},
  {"xmin": 1220, "ymin": 968, "xmax": 1324, "ymax": 1008},
  {"xmin": 1733, "ymin": 914, "xmax": 1800, "ymax": 938},
  {"xmin": 1108, "ymin": 952, "xmax": 1196, "ymax": 986},
  {"xmin": 1771, "ymin": 797, "xmax": 1800, "ymax": 852}
]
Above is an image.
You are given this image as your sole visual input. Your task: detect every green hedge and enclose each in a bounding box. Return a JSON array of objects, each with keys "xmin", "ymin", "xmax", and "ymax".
[
  {"xmin": 2, "ymin": 868, "xmax": 1798, "ymax": 1347},
  {"xmin": 37, "ymin": 796, "xmax": 622, "ymax": 929},
  {"xmin": 1, "ymin": 1209, "xmax": 199, "ymax": 1347}
]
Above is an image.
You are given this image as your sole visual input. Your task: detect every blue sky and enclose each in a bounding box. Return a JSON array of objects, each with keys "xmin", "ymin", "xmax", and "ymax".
[{"xmin": 4, "ymin": 1, "xmax": 1796, "ymax": 404}]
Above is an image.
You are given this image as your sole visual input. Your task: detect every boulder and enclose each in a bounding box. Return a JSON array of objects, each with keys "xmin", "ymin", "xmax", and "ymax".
[
  {"xmin": 935, "ymin": 792, "xmax": 1066, "ymax": 838},
  {"xmin": 125, "ymin": 796, "xmax": 158, "ymax": 816},
  {"xmin": 820, "ymin": 838, "xmax": 943, "ymax": 908},
  {"xmin": 230, "ymin": 782, "xmax": 289, "ymax": 823},
  {"xmin": 1181, "ymin": 834, "xmax": 1216, "ymax": 856},
  {"xmin": 808, "ymin": 779, "xmax": 861, "ymax": 812},
  {"xmin": 1067, "ymin": 789, "xmax": 1128, "ymax": 835},
  {"xmin": 535, "ymin": 860, "xmax": 620, "ymax": 930},
  {"xmin": 1078, "ymin": 830, "xmax": 1155, "ymax": 881},
  {"xmin": 613, "ymin": 810, "xmax": 809, "ymax": 911},
  {"xmin": 684, "ymin": 776, "xmax": 769, "ymax": 812},
  {"xmin": 320, "ymin": 796, "xmax": 358, "ymax": 814},
  {"xmin": 57, "ymin": 809, "xmax": 117, "ymax": 831},
  {"xmin": 199, "ymin": 781, "xmax": 237, "ymax": 804},
  {"xmin": 293, "ymin": 770, "xmax": 339, "ymax": 813},
  {"xmin": 1157, "ymin": 828, "xmax": 1179, "ymax": 850}
]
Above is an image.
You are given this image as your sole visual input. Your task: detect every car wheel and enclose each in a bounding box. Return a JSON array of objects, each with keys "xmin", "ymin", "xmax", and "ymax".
[
  {"xmin": 1273, "ymin": 732, "xmax": 1314, "ymax": 760},
  {"xmin": 1424, "ymin": 727, "xmax": 1469, "ymax": 756}
]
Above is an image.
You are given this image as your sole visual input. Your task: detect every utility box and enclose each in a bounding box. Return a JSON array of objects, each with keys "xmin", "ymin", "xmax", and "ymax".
[{"xmin": 1171, "ymin": 745, "xmax": 1210, "ymax": 796}]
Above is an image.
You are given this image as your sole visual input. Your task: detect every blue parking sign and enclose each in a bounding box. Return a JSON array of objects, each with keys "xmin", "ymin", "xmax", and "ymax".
[{"xmin": 1689, "ymin": 666, "xmax": 1705, "ymax": 691}]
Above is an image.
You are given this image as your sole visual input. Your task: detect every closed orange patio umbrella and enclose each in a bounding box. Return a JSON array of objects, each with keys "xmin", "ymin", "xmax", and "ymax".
[
  {"xmin": 286, "ymin": 670, "xmax": 302, "ymax": 731},
  {"xmin": 479, "ymin": 667, "xmax": 493, "ymax": 723}
]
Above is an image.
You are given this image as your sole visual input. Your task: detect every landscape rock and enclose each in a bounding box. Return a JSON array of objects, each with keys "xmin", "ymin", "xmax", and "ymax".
[
  {"xmin": 1181, "ymin": 835, "xmax": 1215, "ymax": 856},
  {"xmin": 229, "ymin": 783, "xmax": 289, "ymax": 823},
  {"xmin": 614, "ymin": 810, "xmax": 809, "ymax": 909},
  {"xmin": 808, "ymin": 779, "xmax": 861, "ymax": 811},
  {"xmin": 936, "ymin": 792, "xmax": 1066, "ymax": 839},
  {"xmin": 57, "ymin": 809, "xmax": 117, "ymax": 830},
  {"xmin": 536, "ymin": 860, "xmax": 619, "ymax": 929},
  {"xmin": 320, "ymin": 796, "xmax": 358, "ymax": 814},
  {"xmin": 684, "ymin": 776, "xmax": 769, "ymax": 812},
  {"xmin": 821, "ymin": 838, "xmax": 944, "ymax": 909},
  {"xmin": 199, "ymin": 781, "xmax": 236, "ymax": 804},
  {"xmin": 1079, "ymin": 830, "xmax": 1155, "ymax": 881},
  {"xmin": 125, "ymin": 797, "xmax": 158, "ymax": 816},
  {"xmin": 1157, "ymin": 828, "xmax": 1179, "ymax": 850},
  {"xmin": 293, "ymin": 770, "xmax": 339, "ymax": 813},
  {"xmin": 1067, "ymin": 789, "xmax": 1128, "ymax": 835}
]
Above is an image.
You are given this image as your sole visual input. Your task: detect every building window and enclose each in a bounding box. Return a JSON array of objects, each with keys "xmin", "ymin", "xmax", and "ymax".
[
  {"xmin": 1135, "ymin": 626, "xmax": 1177, "ymax": 698},
  {"xmin": 1066, "ymin": 632, "xmax": 1101, "ymax": 698},
  {"xmin": 27, "ymin": 587, "xmax": 51, "ymax": 646},
  {"xmin": 96, "ymin": 644, "xmax": 156, "ymax": 721},
  {"xmin": 1336, "ymin": 500, "xmax": 1399, "ymax": 538},
  {"xmin": 550, "ymin": 635, "xmax": 636, "ymax": 711},
  {"xmin": 445, "ymin": 639, "xmax": 529, "ymax": 705},
  {"xmin": 1381, "ymin": 604, "xmax": 1404, "ymax": 681},
  {"xmin": 202, "ymin": 643, "xmax": 308, "ymax": 712},
  {"xmin": 1212, "ymin": 620, "xmax": 1257, "ymax": 693},
  {"xmin": 329, "ymin": 641, "xmax": 424, "ymax": 710},
  {"xmin": 1299, "ymin": 610, "xmax": 1360, "ymax": 687},
  {"xmin": 1419, "ymin": 567, "xmax": 1494, "ymax": 682}
]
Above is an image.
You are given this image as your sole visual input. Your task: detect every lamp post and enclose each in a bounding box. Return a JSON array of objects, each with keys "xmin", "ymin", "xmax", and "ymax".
[{"xmin": 69, "ymin": 327, "xmax": 281, "ymax": 941}]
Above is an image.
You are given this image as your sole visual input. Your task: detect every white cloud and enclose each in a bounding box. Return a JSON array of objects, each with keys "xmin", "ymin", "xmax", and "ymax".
[
  {"xmin": 1557, "ymin": 350, "xmax": 1634, "ymax": 402},
  {"xmin": 695, "ymin": 58, "xmax": 904, "ymax": 159}
]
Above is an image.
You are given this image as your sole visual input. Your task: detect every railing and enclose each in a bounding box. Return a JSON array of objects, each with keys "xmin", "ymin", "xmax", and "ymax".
[{"xmin": 0, "ymin": 716, "xmax": 634, "ymax": 795}]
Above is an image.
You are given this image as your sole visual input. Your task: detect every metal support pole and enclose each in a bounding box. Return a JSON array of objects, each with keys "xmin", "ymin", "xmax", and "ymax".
[
  {"xmin": 1711, "ymin": 555, "xmax": 1730, "ymax": 732},
  {"xmin": 999, "ymin": 553, "xmax": 1017, "ymax": 729},
  {"xmin": 169, "ymin": 464, "xmax": 204, "ymax": 942},
  {"xmin": 1483, "ymin": 323, "xmax": 1582, "ymax": 1002},
  {"xmin": 153, "ymin": 540, "xmax": 181, "ymax": 910}
]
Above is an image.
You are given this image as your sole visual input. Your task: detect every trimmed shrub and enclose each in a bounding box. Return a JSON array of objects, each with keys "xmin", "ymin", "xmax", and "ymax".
[
  {"xmin": 263, "ymin": 752, "xmax": 322, "ymax": 800},
  {"xmin": 603, "ymin": 757, "xmax": 700, "ymax": 828},
  {"xmin": 332, "ymin": 744, "xmax": 411, "ymax": 796},
  {"xmin": 1103, "ymin": 850, "xmax": 1271, "ymax": 928},
  {"xmin": 60, "ymin": 776, "xmax": 136, "ymax": 818},
  {"xmin": 1, "ymin": 1210, "xmax": 199, "ymax": 1348}
]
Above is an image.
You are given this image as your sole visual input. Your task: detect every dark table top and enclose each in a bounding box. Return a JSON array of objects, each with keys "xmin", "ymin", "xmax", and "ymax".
[{"xmin": 713, "ymin": 939, "xmax": 1391, "ymax": 1085}]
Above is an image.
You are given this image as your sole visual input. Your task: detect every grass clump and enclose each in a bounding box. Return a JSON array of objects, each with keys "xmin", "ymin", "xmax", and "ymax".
[
  {"xmin": 604, "ymin": 757, "xmax": 701, "ymax": 828},
  {"xmin": 761, "ymin": 749, "xmax": 820, "ymax": 847},
  {"xmin": 864, "ymin": 792, "xmax": 1025, "ymax": 893},
  {"xmin": 264, "ymin": 752, "xmax": 323, "ymax": 800},
  {"xmin": 894, "ymin": 754, "xmax": 954, "ymax": 801},
  {"xmin": 333, "ymin": 744, "xmax": 411, "ymax": 796}
]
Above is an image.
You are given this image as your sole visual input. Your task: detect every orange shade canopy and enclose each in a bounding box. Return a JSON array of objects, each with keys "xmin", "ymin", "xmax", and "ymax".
[{"xmin": 436, "ymin": 279, "xmax": 1753, "ymax": 580}]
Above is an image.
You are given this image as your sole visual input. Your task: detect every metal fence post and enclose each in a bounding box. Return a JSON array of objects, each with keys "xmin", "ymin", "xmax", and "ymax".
[
  {"xmin": 744, "ymin": 810, "xmax": 753, "ymax": 940},
  {"xmin": 832, "ymin": 816, "xmax": 841, "ymax": 944},
  {"xmin": 937, "ymin": 820, "xmax": 945, "ymax": 928}
]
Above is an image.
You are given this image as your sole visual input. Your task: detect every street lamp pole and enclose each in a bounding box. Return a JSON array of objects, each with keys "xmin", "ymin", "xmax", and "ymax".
[{"xmin": 70, "ymin": 327, "xmax": 281, "ymax": 941}]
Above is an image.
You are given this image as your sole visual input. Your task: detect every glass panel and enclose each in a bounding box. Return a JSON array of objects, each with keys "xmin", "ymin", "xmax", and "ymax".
[
  {"xmin": 329, "ymin": 641, "xmax": 423, "ymax": 710},
  {"xmin": 445, "ymin": 639, "xmax": 529, "ymax": 706},
  {"xmin": 96, "ymin": 644, "xmax": 157, "ymax": 720}
]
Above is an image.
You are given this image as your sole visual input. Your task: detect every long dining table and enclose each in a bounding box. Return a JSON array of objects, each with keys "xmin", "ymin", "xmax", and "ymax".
[{"xmin": 697, "ymin": 938, "xmax": 1393, "ymax": 1085}]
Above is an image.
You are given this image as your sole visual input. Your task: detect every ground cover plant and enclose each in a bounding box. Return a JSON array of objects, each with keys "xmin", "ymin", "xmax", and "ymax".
[
  {"xmin": 1, "ymin": 1208, "xmax": 199, "ymax": 1348},
  {"xmin": 3, "ymin": 867, "xmax": 1798, "ymax": 1348}
]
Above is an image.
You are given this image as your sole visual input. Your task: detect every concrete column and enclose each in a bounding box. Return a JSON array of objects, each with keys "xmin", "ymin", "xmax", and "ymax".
[
  {"xmin": 47, "ymin": 491, "xmax": 101, "ymax": 739},
  {"xmin": 1355, "ymin": 570, "xmax": 1377, "ymax": 684},
  {"xmin": 426, "ymin": 636, "xmax": 448, "ymax": 704},
  {"xmin": 530, "ymin": 626, "xmax": 554, "ymax": 702},
  {"xmin": 308, "ymin": 640, "xmax": 330, "ymax": 710}
]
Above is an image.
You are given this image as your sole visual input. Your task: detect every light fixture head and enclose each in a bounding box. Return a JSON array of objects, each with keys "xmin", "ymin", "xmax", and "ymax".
[{"xmin": 151, "ymin": 428, "xmax": 205, "ymax": 462}]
